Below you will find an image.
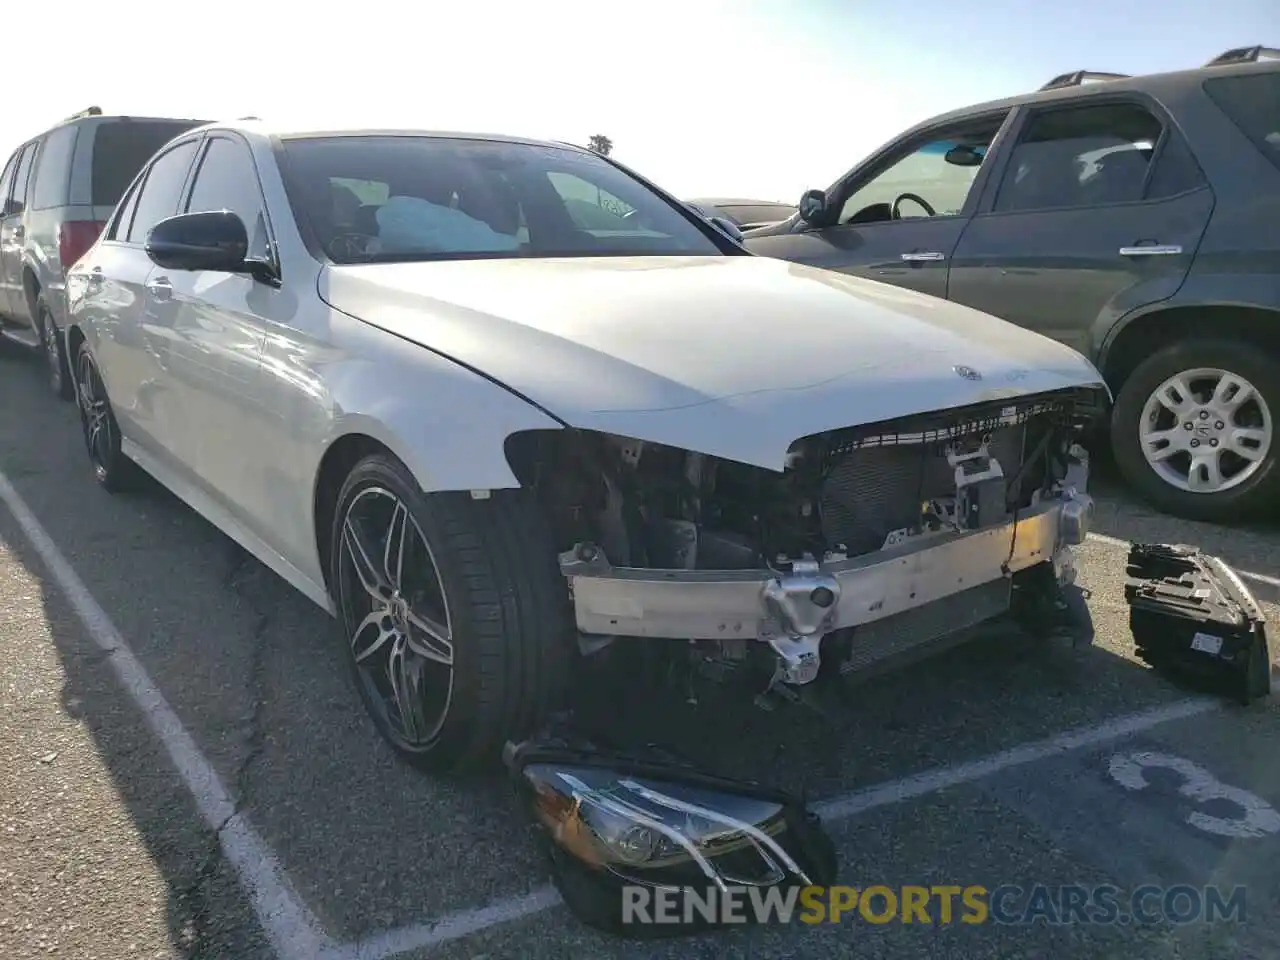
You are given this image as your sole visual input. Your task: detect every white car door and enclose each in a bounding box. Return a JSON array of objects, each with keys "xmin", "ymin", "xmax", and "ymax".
[{"xmin": 150, "ymin": 133, "xmax": 284, "ymax": 545}]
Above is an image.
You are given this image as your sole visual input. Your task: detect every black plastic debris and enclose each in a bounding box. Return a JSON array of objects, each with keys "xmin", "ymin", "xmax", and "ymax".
[
  {"xmin": 1124, "ymin": 542, "xmax": 1272, "ymax": 705},
  {"xmin": 503, "ymin": 722, "xmax": 838, "ymax": 938}
]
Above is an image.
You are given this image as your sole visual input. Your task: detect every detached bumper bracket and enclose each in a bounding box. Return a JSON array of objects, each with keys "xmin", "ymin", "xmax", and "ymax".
[{"xmin": 1123, "ymin": 542, "xmax": 1272, "ymax": 705}]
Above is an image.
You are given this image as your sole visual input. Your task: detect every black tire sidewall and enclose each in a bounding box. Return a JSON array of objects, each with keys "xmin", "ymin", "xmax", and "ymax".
[
  {"xmin": 1111, "ymin": 338, "xmax": 1280, "ymax": 521},
  {"xmin": 38, "ymin": 298, "xmax": 72, "ymax": 400},
  {"xmin": 329, "ymin": 454, "xmax": 488, "ymax": 771}
]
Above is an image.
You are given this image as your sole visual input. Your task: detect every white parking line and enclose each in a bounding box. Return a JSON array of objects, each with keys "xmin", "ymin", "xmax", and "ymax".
[
  {"xmin": 1086, "ymin": 532, "xmax": 1280, "ymax": 589},
  {"xmin": 332, "ymin": 696, "xmax": 1220, "ymax": 960},
  {"xmin": 0, "ymin": 466, "xmax": 1259, "ymax": 960},
  {"xmin": 0, "ymin": 470, "xmax": 338, "ymax": 960}
]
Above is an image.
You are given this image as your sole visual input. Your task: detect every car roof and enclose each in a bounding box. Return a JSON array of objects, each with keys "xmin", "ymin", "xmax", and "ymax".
[
  {"xmin": 907, "ymin": 58, "xmax": 1279, "ymax": 135},
  {"xmin": 189, "ymin": 119, "xmax": 594, "ymax": 154}
]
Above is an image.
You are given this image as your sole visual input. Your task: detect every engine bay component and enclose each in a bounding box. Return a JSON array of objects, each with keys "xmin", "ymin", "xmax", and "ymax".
[
  {"xmin": 1124, "ymin": 542, "xmax": 1272, "ymax": 705},
  {"xmin": 503, "ymin": 727, "xmax": 838, "ymax": 938}
]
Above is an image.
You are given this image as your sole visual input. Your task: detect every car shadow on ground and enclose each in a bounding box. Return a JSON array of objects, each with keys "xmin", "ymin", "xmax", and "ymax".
[{"xmin": 2, "ymin": 349, "xmax": 1271, "ymax": 952}]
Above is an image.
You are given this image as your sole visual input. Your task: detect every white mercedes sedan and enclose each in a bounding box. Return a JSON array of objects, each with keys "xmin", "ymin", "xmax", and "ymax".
[{"xmin": 65, "ymin": 121, "xmax": 1107, "ymax": 774}]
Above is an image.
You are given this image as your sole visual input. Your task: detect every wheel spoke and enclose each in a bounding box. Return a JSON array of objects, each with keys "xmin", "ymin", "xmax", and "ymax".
[
  {"xmin": 405, "ymin": 608, "xmax": 453, "ymax": 665},
  {"xmin": 1154, "ymin": 377, "xmax": 1194, "ymax": 416},
  {"xmin": 351, "ymin": 608, "xmax": 396, "ymax": 663},
  {"xmin": 1188, "ymin": 452, "xmax": 1224, "ymax": 492},
  {"xmin": 386, "ymin": 635, "xmax": 429, "ymax": 742},
  {"xmin": 342, "ymin": 517, "xmax": 391, "ymax": 601},
  {"xmin": 1227, "ymin": 427, "xmax": 1269, "ymax": 461},
  {"xmin": 1141, "ymin": 428, "xmax": 1185, "ymax": 461},
  {"xmin": 383, "ymin": 500, "xmax": 409, "ymax": 592},
  {"xmin": 1212, "ymin": 375, "xmax": 1253, "ymax": 412}
]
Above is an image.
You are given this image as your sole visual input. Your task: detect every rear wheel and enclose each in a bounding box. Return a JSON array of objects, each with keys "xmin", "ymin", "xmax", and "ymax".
[
  {"xmin": 1111, "ymin": 338, "xmax": 1280, "ymax": 522},
  {"xmin": 73, "ymin": 342, "xmax": 138, "ymax": 492},
  {"xmin": 37, "ymin": 296, "xmax": 73, "ymax": 401},
  {"xmin": 330, "ymin": 454, "xmax": 573, "ymax": 774}
]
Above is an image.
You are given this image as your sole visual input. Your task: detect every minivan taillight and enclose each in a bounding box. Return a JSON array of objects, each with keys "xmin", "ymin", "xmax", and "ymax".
[{"xmin": 58, "ymin": 220, "xmax": 106, "ymax": 271}]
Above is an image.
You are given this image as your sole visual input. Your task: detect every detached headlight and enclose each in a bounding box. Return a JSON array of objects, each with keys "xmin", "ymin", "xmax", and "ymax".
[{"xmin": 505, "ymin": 738, "xmax": 837, "ymax": 937}]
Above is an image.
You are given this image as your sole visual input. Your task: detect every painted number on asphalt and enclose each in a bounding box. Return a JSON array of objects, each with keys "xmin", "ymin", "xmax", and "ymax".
[{"xmin": 1107, "ymin": 751, "xmax": 1280, "ymax": 839}]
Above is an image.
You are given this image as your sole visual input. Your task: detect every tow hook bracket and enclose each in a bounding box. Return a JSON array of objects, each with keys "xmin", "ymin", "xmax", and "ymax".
[
  {"xmin": 761, "ymin": 558, "xmax": 838, "ymax": 685},
  {"xmin": 1124, "ymin": 542, "xmax": 1272, "ymax": 705}
]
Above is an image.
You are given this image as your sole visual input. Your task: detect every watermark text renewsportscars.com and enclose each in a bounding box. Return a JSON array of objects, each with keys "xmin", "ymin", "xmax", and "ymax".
[{"xmin": 622, "ymin": 884, "xmax": 1248, "ymax": 927}]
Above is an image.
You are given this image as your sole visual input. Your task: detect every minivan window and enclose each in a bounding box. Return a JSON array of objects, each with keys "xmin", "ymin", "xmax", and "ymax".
[
  {"xmin": 91, "ymin": 120, "xmax": 202, "ymax": 207},
  {"xmin": 10, "ymin": 143, "xmax": 38, "ymax": 214},
  {"xmin": 0, "ymin": 155, "xmax": 16, "ymax": 211},
  {"xmin": 1203, "ymin": 73, "xmax": 1280, "ymax": 171},
  {"xmin": 31, "ymin": 125, "xmax": 78, "ymax": 210}
]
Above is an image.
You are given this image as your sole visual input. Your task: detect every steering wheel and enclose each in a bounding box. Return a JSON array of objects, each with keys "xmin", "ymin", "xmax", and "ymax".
[{"xmin": 891, "ymin": 193, "xmax": 937, "ymax": 219}]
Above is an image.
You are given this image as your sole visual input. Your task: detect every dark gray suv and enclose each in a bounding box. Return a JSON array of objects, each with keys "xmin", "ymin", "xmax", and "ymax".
[{"xmin": 746, "ymin": 47, "xmax": 1280, "ymax": 523}]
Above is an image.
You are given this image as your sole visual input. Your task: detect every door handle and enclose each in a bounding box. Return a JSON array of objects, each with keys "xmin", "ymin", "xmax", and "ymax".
[
  {"xmin": 1118, "ymin": 244, "xmax": 1182, "ymax": 257},
  {"xmin": 900, "ymin": 251, "xmax": 945, "ymax": 262},
  {"xmin": 145, "ymin": 277, "xmax": 173, "ymax": 301}
]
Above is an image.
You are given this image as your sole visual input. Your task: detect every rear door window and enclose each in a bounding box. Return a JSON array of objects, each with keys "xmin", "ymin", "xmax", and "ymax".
[
  {"xmin": 992, "ymin": 103, "xmax": 1166, "ymax": 212},
  {"xmin": 123, "ymin": 139, "xmax": 201, "ymax": 244},
  {"xmin": 91, "ymin": 120, "xmax": 202, "ymax": 207},
  {"xmin": 1203, "ymin": 72, "xmax": 1280, "ymax": 171},
  {"xmin": 31, "ymin": 125, "xmax": 78, "ymax": 210}
]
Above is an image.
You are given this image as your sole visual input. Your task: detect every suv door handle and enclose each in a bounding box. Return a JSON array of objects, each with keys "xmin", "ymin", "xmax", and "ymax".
[
  {"xmin": 1119, "ymin": 244, "xmax": 1182, "ymax": 256},
  {"xmin": 145, "ymin": 277, "xmax": 173, "ymax": 301},
  {"xmin": 900, "ymin": 251, "xmax": 946, "ymax": 262}
]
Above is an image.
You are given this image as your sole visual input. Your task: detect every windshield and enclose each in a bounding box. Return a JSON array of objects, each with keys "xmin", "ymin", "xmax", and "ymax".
[{"xmin": 278, "ymin": 135, "xmax": 725, "ymax": 264}]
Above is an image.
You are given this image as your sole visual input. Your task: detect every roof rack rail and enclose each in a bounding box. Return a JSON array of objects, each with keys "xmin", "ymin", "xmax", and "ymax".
[
  {"xmin": 62, "ymin": 105, "xmax": 102, "ymax": 122},
  {"xmin": 1204, "ymin": 45, "xmax": 1280, "ymax": 66},
  {"xmin": 1039, "ymin": 70, "xmax": 1131, "ymax": 91}
]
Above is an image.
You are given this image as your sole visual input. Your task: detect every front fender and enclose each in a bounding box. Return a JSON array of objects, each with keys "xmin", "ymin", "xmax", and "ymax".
[{"xmin": 316, "ymin": 305, "xmax": 568, "ymax": 493}]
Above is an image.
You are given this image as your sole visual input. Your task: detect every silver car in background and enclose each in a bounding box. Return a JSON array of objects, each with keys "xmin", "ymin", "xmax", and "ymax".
[{"xmin": 0, "ymin": 107, "xmax": 205, "ymax": 398}]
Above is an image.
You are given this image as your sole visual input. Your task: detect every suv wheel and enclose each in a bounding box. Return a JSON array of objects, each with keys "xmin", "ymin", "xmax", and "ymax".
[
  {"xmin": 37, "ymin": 296, "xmax": 73, "ymax": 401},
  {"xmin": 1111, "ymin": 338, "xmax": 1280, "ymax": 522}
]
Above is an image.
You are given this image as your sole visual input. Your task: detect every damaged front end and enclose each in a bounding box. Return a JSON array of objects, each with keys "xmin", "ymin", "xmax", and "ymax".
[{"xmin": 507, "ymin": 385, "xmax": 1107, "ymax": 701}]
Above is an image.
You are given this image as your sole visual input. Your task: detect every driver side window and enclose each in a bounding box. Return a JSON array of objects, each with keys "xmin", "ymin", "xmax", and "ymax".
[{"xmin": 838, "ymin": 115, "xmax": 1007, "ymax": 225}]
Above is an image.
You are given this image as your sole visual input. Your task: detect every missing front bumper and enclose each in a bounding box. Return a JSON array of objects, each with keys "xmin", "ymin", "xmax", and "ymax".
[{"xmin": 560, "ymin": 491, "xmax": 1093, "ymax": 682}]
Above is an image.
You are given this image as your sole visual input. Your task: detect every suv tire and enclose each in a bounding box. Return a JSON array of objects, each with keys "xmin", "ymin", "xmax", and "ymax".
[
  {"xmin": 1111, "ymin": 337, "xmax": 1280, "ymax": 522},
  {"xmin": 37, "ymin": 295, "xmax": 73, "ymax": 401}
]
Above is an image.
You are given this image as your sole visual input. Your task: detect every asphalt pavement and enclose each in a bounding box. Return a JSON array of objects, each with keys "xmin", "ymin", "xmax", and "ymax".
[{"xmin": 2, "ymin": 344, "xmax": 1280, "ymax": 960}]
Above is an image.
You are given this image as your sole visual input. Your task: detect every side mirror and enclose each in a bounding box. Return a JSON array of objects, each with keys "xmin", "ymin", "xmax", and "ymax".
[
  {"xmin": 797, "ymin": 188, "xmax": 827, "ymax": 224},
  {"xmin": 145, "ymin": 210, "xmax": 249, "ymax": 273}
]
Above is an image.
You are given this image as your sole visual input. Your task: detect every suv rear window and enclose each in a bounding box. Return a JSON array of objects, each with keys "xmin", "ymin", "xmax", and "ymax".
[
  {"xmin": 90, "ymin": 120, "xmax": 202, "ymax": 206},
  {"xmin": 1203, "ymin": 73, "xmax": 1280, "ymax": 170}
]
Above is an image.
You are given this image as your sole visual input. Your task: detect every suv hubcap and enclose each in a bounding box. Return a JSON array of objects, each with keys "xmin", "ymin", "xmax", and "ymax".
[{"xmin": 1139, "ymin": 367, "xmax": 1272, "ymax": 494}]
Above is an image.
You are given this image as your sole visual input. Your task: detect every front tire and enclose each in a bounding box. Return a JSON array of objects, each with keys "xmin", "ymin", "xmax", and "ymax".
[
  {"xmin": 73, "ymin": 341, "xmax": 138, "ymax": 492},
  {"xmin": 37, "ymin": 296, "xmax": 73, "ymax": 401},
  {"xmin": 1111, "ymin": 338, "xmax": 1280, "ymax": 522},
  {"xmin": 329, "ymin": 454, "xmax": 573, "ymax": 774}
]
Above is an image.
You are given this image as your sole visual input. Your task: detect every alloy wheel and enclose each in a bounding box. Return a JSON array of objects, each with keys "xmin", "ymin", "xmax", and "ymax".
[
  {"xmin": 1138, "ymin": 367, "xmax": 1273, "ymax": 494},
  {"xmin": 76, "ymin": 351, "xmax": 114, "ymax": 479},
  {"xmin": 337, "ymin": 487, "xmax": 455, "ymax": 749}
]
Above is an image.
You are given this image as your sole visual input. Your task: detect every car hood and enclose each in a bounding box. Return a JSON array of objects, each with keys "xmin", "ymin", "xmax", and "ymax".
[{"xmin": 318, "ymin": 255, "xmax": 1107, "ymax": 471}]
